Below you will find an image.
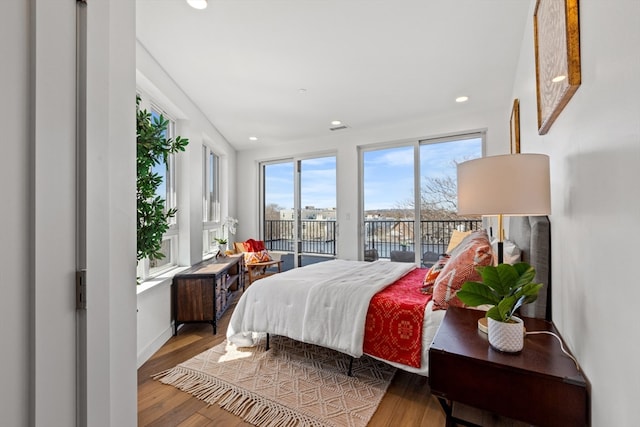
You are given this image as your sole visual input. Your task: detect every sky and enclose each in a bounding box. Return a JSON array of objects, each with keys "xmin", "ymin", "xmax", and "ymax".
[{"xmin": 264, "ymin": 137, "xmax": 482, "ymax": 211}]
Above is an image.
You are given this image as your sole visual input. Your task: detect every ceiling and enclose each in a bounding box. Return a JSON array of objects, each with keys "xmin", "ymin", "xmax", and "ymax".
[{"xmin": 136, "ymin": 0, "xmax": 532, "ymax": 151}]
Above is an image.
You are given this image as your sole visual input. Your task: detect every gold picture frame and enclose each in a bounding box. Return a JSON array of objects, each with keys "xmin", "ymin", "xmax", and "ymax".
[
  {"xmin": 533, "ymin": 0, "xmax": 581, "ymax": 135},
  {"xmin": 510, "ymin": 99, "xmax": 520, "ymax": 154}
]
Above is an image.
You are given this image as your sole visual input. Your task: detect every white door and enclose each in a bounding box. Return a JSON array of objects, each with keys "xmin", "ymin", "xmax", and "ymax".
[{"xmin": 6, "ymin": 1, "xmax": 138, "ymax": 426}]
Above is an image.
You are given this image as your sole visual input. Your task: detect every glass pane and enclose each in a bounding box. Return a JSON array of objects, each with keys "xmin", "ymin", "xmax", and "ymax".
[
  {"xmin": 210, "ymin": 152, "xmax": 220, "ymax": 222},
  {"xmin": 264, "ymin": 162, "xmax": 294, "ymax": 252},
  {"xmin": 300, "ymin": 156, "xmax": 336, "ymax": 257},
  {"xmin": 151, "ymin": 110, "xmax": 168, "ymax": 212},
  {"xmin": 149, "ymin": 238, "xmax": 172, "ymax": 270},
  {"xmin": 419, "ymin": 137, "xmax": 482, "ymax": 264},
  {"xmin": 363, "ymin": 146, "xmax": 415, "ymax": 259}
]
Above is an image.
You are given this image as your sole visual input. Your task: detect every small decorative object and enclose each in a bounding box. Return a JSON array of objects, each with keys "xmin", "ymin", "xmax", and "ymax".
[
  {"xmin": 215, "ymin": 240, "xmax": 227, "ymax": 257},
  {"xmin": 510, "ymin": 99, "xmax": 520, "ymax": 154},
  {"xmin": 456, "ymin": 263, "xmax": 543, "ymax": 353},
  {"xmin": 533, "ymin": 0, "xmax": 581, "ymax": 135},
  {"xmin": 214, "ymin": 216, "xmax": 238, "ymax": 257}
]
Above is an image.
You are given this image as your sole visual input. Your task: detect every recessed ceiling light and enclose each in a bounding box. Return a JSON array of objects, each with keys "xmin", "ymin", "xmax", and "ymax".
[
  {"xmin": 331, "ymin": 120, "xmax": 342, "ymax": 126},
  {"xmin": 552, "ymin": 75, "xmax": 566, "ymax": 83},
  {"xmin": 249, "ymin": 136, "xmax": 258, "ymax": 141},
  {"xmin": 186, "ymin": 0, "xmax": 207, "ymax": 10},
  {"xmin": 456, "ymin": 96, "xmax": 469, "ymax": 103}
]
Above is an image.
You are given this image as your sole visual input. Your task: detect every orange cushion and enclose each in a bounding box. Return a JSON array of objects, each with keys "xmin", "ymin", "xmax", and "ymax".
[
  {"xmin": 243, "ymin": 249, "xmax": 273, "ymax": 265},
  {"xmin": 432, "ymin": 230, "xmax": 493, "ymax": 310},
  {"xmin": 421, "ymin": 255, "xmax": 449, "ymax": 295}
]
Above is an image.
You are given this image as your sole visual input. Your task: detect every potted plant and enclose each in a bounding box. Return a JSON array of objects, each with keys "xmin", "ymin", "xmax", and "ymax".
[
  {"xmin": 214, "ymin": 237, "xmax": 228, "ymax": 256},
  {"xmin": 214, "ymin": 216, "xmax": 238, "ymax": 256},
  {"xmin": 456, "ymin": 262, "xmax": 543, "ymax": 352}
]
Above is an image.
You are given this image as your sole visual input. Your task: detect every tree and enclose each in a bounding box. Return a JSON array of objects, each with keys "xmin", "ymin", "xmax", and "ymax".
[
  {"xmin": 264, "ymin": 203, "xmax": 283, "ymax": 220},
  {"xmin": 136, "ymin": 95, "xmax": 189, "ymax": 261}
]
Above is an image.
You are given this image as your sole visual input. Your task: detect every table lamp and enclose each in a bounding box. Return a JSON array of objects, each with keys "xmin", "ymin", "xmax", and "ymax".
[{"xmin": 456, "ymin": 154, "xmax": 551, "ymax": 264}]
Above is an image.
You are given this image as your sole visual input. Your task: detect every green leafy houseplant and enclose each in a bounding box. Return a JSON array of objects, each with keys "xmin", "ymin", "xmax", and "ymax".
[
  {"xmin": 456, "ymin": 262, "xmax": 543, "ymax": 322},
  {"xmin": 136, "ymin": 95, "xmax": 189, "ymax": 261}
]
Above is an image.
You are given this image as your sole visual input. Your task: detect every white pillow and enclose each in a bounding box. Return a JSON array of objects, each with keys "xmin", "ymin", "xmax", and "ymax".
[{"xmin": 491, "ymin": 239, "xmax": 521, "ymax": 265}]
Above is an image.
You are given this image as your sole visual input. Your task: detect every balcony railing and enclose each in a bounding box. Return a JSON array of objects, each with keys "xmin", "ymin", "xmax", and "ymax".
[{"xmin": 263, "ymin": 218, "xmax": 482, "ymax": 260}]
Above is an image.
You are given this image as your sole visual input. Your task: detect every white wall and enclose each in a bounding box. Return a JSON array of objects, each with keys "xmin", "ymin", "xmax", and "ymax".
[
  {"xmin": 511, "ymin": 2, "xmax": 640, "ymax": 424},
  {"xmin": 236, "ymin": 106, "xmax": 509, "ymax": 260},
  {"xmin": 135, "ymin": 40, "xmax": 239, "ymax": 365}
]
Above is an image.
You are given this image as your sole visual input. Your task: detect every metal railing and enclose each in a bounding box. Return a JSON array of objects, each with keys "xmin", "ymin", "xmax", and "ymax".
[
  {"xmin": 263, "ymin": 218, "xmax": 481, "ymax": 259},
  {"xmin": 265, "ymin": 220, "xmax": 337, "ymax": 255}
]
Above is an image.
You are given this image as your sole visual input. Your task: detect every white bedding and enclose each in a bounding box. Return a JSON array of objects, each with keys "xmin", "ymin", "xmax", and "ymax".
[{"xmin": 227, "ymin": 259, "xmax": 444, "ymax": 376}]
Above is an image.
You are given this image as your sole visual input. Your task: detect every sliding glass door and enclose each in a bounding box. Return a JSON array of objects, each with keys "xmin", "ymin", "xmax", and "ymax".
[
  {"xmin": 362, "ymin": 133, "xmax": 483, "ymax": 265},
  {"xmin": 262, "ymin": 155, "xmax": 337, "ymax": 269}
]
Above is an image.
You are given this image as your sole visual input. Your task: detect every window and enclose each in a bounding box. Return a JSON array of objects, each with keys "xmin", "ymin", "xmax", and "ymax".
[
  {"xmin": 137, "ymin": 105, "xmax": 180, "ymax": 280},
  {"xmin": 361, "ymin": 132, "xmax": 484, "ymax": 263},
  {"xmin": 202, "ymin": 145, "xmax": 221, "ymax": 255},
  {"xmin": 261, "ymin": 156, "xmax": 337, "ymax": 268}
]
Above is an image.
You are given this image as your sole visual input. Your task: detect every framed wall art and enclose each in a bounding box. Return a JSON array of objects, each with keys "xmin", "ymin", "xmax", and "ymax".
[
  {"xmin": 510, "ymin": 99, "xmax": 520, "ymax": 154},
  {"xmin": 533, "ymin": 0, "xmax": 581, "ymax": 135}
]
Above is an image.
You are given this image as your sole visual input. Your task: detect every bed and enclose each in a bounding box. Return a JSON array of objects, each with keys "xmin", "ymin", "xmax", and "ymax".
[{"xmin": 227, "ymin": 216, "xmax": 551, "ymax": 376}]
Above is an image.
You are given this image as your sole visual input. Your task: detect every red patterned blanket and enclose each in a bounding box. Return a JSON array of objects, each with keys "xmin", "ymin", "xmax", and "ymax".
[{"xmin": 363, "ymin": 268, "xmax": 431, "ymax": 368}]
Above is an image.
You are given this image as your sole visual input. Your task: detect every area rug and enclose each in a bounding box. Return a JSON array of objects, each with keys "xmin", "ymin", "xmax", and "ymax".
[{"xmin": 153, "ymin": 335, "xmax": 396, "ymax": 427}]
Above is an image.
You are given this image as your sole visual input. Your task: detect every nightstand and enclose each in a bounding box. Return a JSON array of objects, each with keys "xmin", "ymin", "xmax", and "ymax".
[{"xmin": 429, "ymin": 307, "xmax": 589, "ymax": 427}]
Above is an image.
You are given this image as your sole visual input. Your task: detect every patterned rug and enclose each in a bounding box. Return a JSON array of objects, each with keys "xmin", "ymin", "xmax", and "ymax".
[{"xmin": 153, "ymin": 335, "xmax": 396, "ymax": 427}]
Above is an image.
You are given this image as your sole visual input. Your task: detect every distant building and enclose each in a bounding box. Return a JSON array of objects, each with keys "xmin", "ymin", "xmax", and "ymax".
[{"xmin": 280, "ymin": 207, "xmax": 336, "ymax": 221}]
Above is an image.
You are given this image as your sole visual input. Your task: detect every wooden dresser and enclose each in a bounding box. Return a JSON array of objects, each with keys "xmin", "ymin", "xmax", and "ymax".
[{"xmin": 172, "ymin": 254, "xmax": 244, "ymax": 335}]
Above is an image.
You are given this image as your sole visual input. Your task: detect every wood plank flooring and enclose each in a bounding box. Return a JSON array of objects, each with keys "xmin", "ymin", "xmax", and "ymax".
[{"xmin": 138, "ymin": 286, "xmax": 529, "ymax": 427}]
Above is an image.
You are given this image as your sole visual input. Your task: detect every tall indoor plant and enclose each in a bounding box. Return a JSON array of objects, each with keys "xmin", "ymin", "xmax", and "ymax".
[
  {"xmin": 456, "ymin": 262, "xmax": 543, "ymax": 352},
  {"xmin": 136, "ymin": 95, "xmax": 189, "ymax": 262}
]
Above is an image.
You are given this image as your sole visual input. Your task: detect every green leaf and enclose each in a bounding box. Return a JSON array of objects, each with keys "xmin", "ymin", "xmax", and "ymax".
[
  {"xmin": 463, "ymin": 262, "xmax": 543, "ymax": 322},
  {"xmin": 456, "ymin": 281, "xmax": 500, "ymax": 306}
]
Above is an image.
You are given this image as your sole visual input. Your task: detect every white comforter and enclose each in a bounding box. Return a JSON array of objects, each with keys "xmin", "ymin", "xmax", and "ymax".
[{"xmin": 227, "ymin": 259, "xmax": 416, "ymax": 358}]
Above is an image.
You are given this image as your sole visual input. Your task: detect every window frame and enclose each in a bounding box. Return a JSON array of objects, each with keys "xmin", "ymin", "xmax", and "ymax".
[{"xmin": 202, "ymin": 144, "xmax": 222, "ymax": 256}]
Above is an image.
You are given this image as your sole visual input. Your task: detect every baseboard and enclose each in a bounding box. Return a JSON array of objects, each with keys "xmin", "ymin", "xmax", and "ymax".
[{"xmin": 137, "ymin": 324, "xmax": 173, "ymax": 368}]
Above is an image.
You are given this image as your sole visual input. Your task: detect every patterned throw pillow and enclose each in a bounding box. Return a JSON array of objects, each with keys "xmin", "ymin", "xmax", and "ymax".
[
  {"xmin": 243, "ymin": 249, "xmax": 273, "ymax": 265},
  {"xmin": 421, "ymin": 255, "xmax": 450, "ymax": 295},
  {"xmin": 432, "ymin": 230, "xmax": 493, "ymax": 310}
]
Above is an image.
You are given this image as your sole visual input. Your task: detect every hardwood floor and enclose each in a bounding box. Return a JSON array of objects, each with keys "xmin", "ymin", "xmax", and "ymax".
[{"xmin": 138, "ymin": 289, "xmax": 529, "ymax": 427}]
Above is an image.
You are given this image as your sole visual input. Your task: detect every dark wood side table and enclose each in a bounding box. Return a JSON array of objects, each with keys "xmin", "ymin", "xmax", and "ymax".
[
  {"xmin": 429, "ymin": 307, "xmax": 589, "ymax": 427},
  {"xmin": 172, "ymin": 254, "xmax": 244, "ymax": 335}
]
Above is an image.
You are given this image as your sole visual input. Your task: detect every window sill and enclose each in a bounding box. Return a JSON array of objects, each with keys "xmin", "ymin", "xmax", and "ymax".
[{"xmin": 136, "ymin": 265, "xmax": 190, "ymax": 296}]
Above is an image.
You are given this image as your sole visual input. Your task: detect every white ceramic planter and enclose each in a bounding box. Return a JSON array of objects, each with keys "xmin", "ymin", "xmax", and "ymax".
[
  {"xmin": 488, "ymin": 316, "xmax": 524, "ymax": 353},
  {"xmin": 218, "ymin": 243, "xmax": 227, "ymax": 255}
]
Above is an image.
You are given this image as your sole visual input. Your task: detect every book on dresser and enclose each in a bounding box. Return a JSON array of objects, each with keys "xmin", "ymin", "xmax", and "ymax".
[{"xmin": 172, "ymin": 254, "xmax": 244, "ymax": 335}]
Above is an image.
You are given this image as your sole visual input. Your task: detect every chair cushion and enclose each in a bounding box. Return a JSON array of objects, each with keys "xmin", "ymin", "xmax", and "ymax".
[{"xmin": 243, "ymin": 249, "xmax": 273, "ymax": 265}]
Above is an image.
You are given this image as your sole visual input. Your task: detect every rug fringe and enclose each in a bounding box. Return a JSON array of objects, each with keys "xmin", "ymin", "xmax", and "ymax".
[{"xmin": 153, "ymin": 366, "xmax": 329, "ymax": 427}]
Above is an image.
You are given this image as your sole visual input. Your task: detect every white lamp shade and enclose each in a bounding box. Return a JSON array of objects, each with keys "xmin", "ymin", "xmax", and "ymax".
[{"xmin": 457, "ymin": 154, "xmax": 551, "ymax": 216}]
